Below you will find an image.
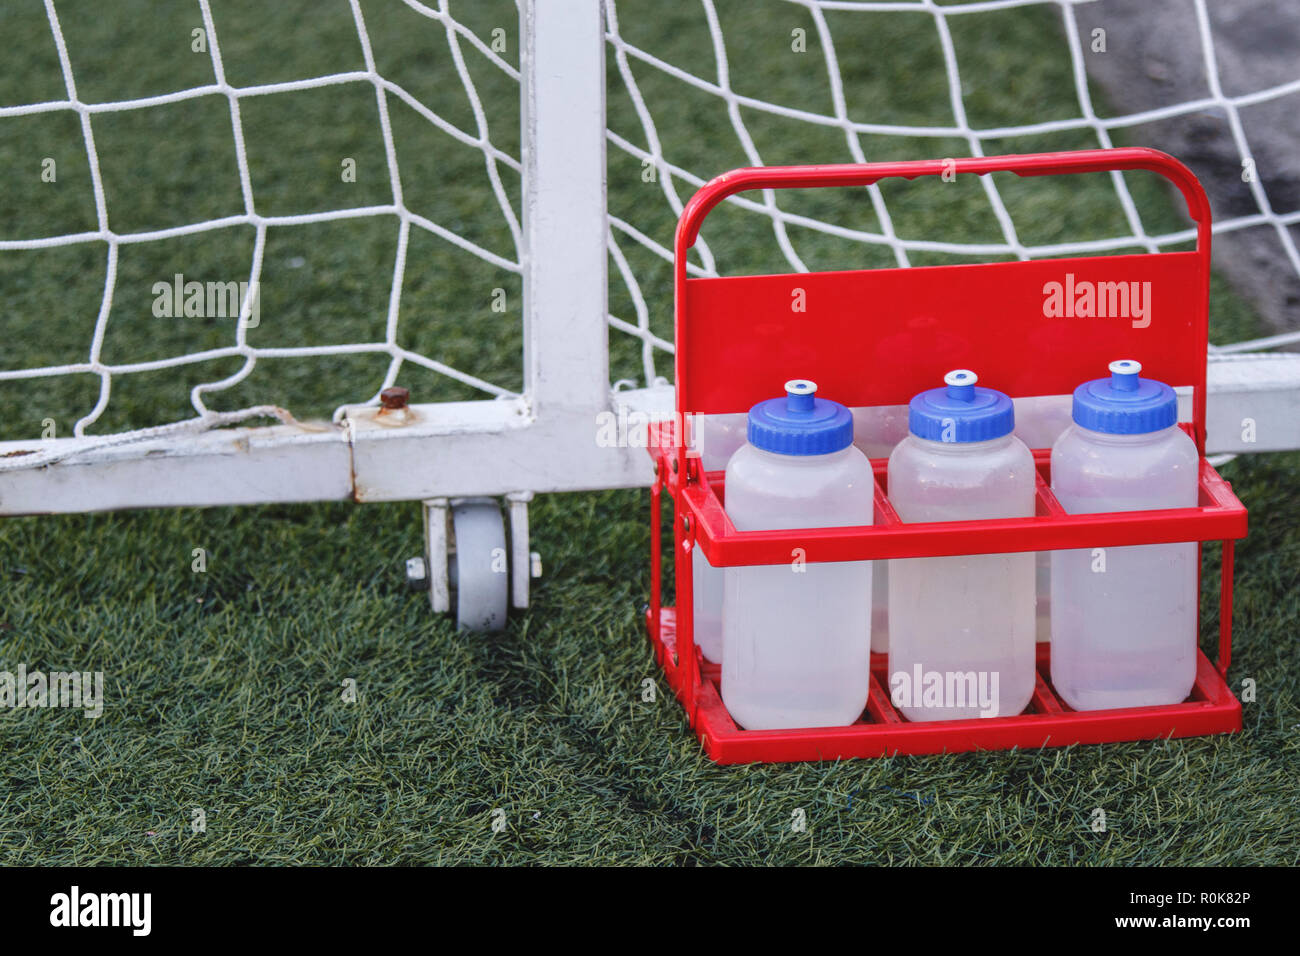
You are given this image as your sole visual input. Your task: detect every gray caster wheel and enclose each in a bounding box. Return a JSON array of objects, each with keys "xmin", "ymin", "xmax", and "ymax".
[
  {"xmin": 449, "ymin": 497, "xmax": 508, "ymax": 632},
  {"xmin": 407, "ymin": 495, "xmax": 539, "ymax": 629}
]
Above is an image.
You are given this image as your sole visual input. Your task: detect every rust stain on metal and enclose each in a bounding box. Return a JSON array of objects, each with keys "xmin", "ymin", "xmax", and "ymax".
[
  {"xmin": 375, "ymin": 386, "xmax": 417, "ymax": 428},
  {"xmin": 349, "ymin": 427, "xmax": 363, "ymax": 503},
  {"xmin": 380, "ymin": 386, "xmax": 409, "ymax": 410},
  {"xmin": 1, "ymin": 449, "xmax": 36, "ymax": 458}
]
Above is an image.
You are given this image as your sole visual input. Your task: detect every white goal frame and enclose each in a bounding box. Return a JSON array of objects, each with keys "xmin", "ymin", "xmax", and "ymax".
[
  {"xmin": 1, "ymin": 0, "xmax": 1297, "ymax": 547},
  {"xmin": 0, "ymin": 0, "xmax": 670, "ymax": 524}
]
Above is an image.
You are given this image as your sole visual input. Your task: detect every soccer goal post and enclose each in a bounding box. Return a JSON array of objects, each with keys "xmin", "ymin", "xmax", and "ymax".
[
  {"xmin": 1, "ymin": 0, "xmax": 1297, "ymax": 523},
  {"xmin": 0, "ymin": 0, "xmax": 667, "ymax": 520}
]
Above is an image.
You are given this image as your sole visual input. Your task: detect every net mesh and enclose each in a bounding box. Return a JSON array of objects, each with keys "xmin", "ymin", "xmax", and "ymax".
[
  {"xmin": 604, "ymin": 0, "xmax": 1300, "ymax": 390},
  {"xmin": 0, "ymin": 0, "xmax": 523, "ymax": 443},
  {"xmin": 1, "ymin": 0, "xmax": 1297, "ymax": 456}
]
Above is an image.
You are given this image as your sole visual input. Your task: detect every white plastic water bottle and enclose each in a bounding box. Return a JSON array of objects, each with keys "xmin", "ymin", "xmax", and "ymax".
[
  {"xmin": 1050, "ymin": 360, "xmax": 1200, "ymax": 709},
  {"xmin": 721, "ymin": 380, "xmax": 874, "ymax": 730},
  {"xmin": 691, "ymin": 413, "xmax": 748, "ymax": 663},
  {"xmin": 887, "ymin": 370, "xmax": 1037, "ymax": 721}
]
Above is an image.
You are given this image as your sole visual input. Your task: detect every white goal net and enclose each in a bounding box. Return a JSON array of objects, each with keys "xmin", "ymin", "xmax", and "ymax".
[
  {"xmin": 1, "ymin": 0, "xmax": 1297, "ymax": 488},
  {"xmin": 1, "ymin": 0, "xmax": 526, "ymax": 455}
]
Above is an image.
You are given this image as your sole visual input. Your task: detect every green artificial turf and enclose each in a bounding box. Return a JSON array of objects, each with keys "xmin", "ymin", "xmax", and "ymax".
[{"xmin": 0, "ymin": 1, "xmax": 1296, "ymax": 864}]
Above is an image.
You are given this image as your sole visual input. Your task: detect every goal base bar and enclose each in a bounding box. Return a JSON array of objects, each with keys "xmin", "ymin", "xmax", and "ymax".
[
  {"xmin": 1205, "ymin": 352, "xmax": 1300, "ymax": 454},
  {"xmin": 0, "ymin": 358, "xmax": 1294, "ymax": 515},
  {"xmin": 0, "ymin": 385, "xmax": 673, "ymax": 515}
]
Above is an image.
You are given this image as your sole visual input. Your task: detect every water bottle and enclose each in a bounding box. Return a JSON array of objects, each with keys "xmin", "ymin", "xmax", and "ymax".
[
  {"xmin": 691, "ymin": 413, "xmax": 747, "ymax": 663},
  {"xmin": 887, "ymin": 370, "xmax": 1037, "ymax": 721},
  {"xmin": 721, "ymin": 380, "xmax": 874, "ymax": 730},
  {"xmin": 1050, "ymin": 360, "xmax": 1200, "ymax": 709}
]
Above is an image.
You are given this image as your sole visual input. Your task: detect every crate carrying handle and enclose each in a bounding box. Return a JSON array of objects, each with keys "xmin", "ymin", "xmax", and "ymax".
[
  {"xmin": 674, "ymin": 148, "xmax": 1210, "ymax": 252},
  {"xmin": 672, "ymin": 147, "xmax": 1213, "ymax": 465}
]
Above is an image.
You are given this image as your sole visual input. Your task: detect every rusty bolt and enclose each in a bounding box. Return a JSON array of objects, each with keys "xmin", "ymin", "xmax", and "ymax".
[{"xmin": 380, "ymin": 386, "xmax": 409, "ymax": 410}]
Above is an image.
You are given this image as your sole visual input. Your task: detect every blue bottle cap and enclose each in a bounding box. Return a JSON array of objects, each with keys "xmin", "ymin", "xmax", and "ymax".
[
  {"xmin": 908, "ymin": 370, "xmax": 1015, "ymax": 443},
  {"xmin": 746, "ymin": 379, "xmax": 854, "ymax": 456},
  {"xmin": 1072, "ymin": 359, "xmax": 1177, "ymax": 435}
]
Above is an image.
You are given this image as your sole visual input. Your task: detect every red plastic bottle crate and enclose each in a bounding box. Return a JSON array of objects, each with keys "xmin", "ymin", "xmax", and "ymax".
[{"xmin": 645, "ymin": 148, "xmax": 1247, "ymax": 764}]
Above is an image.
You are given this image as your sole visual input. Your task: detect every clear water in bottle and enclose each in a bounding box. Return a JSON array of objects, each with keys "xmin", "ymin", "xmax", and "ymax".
[
  {"xmin": 1050, "ymin": 360, "xmax": 1200, "ymax": 710},
  {"xmin": 721, "ymin": 380, "xmax": 874, "ymax": 730},
  {"xmin": 887, "ymin": 370, "xmax": 1037, "ymax": 721}
]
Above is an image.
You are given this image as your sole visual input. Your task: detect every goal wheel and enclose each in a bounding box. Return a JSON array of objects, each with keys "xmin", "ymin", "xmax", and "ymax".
[{"xmin": 450, "ymin": 497, "xmax": 509, "ymax": 632}]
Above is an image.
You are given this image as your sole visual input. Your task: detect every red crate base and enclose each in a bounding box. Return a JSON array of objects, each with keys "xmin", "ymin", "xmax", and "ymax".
[{"xmin": 646, "ymin": 607, "xmax": 1241, "ymax": 764}]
